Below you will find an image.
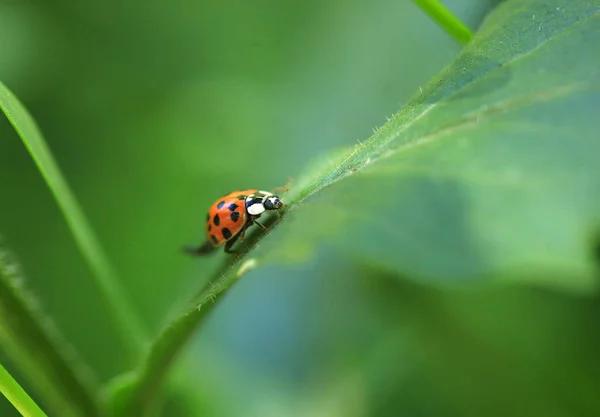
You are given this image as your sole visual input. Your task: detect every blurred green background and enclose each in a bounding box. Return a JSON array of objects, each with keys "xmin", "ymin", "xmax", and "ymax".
[{"xmin": 3, "ymin": 0, "xmax": 600, "ymax": 416}]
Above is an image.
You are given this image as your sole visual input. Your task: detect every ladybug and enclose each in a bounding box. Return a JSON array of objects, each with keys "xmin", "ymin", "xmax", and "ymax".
[{"xmin": 186, "ymin": 189, "xmax": 284, "ymax": 255}]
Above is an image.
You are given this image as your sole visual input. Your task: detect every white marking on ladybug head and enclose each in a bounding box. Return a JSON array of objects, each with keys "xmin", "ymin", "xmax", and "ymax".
[
  {"xmin": 247, "ymin": 202, "xmax": 266, "ymax": 215},
  {"xmin": 245, "ymin": 193, "xmax": 266, "ymax": 215}
]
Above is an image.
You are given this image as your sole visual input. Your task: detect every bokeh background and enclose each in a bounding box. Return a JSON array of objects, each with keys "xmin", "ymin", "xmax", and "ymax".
[{"xmin": 4, "ymin": 1, "xmax": 600, "ymax": 416}]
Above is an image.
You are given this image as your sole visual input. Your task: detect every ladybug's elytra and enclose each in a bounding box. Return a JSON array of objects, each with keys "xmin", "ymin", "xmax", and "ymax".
[{"xmin": 186, "ymin": 189, "xmax": 284, "ymax": 256}]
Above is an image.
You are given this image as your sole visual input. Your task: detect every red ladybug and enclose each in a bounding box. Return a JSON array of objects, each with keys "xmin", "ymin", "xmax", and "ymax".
[{"xmin": 186, "ymin": 189, "xmax": 284, "ymax": 255}]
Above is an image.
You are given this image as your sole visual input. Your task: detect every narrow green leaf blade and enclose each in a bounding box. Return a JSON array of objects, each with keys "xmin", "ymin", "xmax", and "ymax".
[
  {"xmin": 0, "ymin": 81, "xmax": 148, "ymax": 352},
  {"xmin": 0, "ymin": 362, "xmax": 48, "ymax": 417},
  {"xmin": 413, "ymin": 0, "xmax": 474, "ymax": 44},
  {"xmin": 0, "ymin": 244, "xmax": 101, "ymax": 417}
]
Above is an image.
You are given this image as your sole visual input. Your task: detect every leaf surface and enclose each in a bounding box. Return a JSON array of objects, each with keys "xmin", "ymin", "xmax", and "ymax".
[{"xmin": 269, "ymin": 0, "xmax": 600, "ymax": 292}]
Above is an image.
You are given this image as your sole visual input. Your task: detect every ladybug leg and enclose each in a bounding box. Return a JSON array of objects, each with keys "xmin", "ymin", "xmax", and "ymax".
[
  {"xmin": 184, "ymin": 240, "xmax": 216, "ymax": 256},
  {"xmin": 253, "ymin": 220, "xmax": 269, "ymax": 234},
  {"xmin": 224, "ymin": 233, "xmax": 243, "ymax": 256},
  {"xmin": 247, "ymin": 215, "xmax": 268, "ymax": 234},
  {"xmin": 237, "ymin": 224, "xmax": 250, "ymax": 242}
]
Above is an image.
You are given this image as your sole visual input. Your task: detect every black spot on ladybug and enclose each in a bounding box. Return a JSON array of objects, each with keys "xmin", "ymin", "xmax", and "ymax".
[
  {"xmin": 217, "ymin": 201, "xmax": 225, "ymax": 209},
  {"xmin": 208, "ymin": 224, "xmax": 212, "ymax": 232},
  {"xmin": 228, "ymin": 203, "xmax": 238, "ymax": 211},
  {"xmin": 213, "ymin": 213, "xmax": 220, "ymax": 226},
  {"xmin": 230, "ymin": 212, "xmax": 240, "ymax": 222},
  {"xmin": 222, "ymin": 228, "xmax": 232, "ymax": 239},
  {"xmin": 211, "ymin": 235, "xmax": 218, "ymax": 245}
]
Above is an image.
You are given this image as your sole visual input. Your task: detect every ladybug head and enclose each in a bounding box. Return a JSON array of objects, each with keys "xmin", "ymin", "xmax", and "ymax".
[
  {"xmin": 263, "ymin": 195, "xmax": 283, "ymax": 211},
  {"xmin": 246, "ymin": 191, "xmax": 284, "ymax": 216}
]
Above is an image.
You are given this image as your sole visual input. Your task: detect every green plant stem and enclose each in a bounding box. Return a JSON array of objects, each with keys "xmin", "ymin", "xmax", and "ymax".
[
  {"xmin": 413, "ymin": 0, "xmax": 473, "ymax": 44},
  {"xmin": 0, "ymin": 81, "xmax": 148, "ymax": 355},
  {"xmin": 0, "ymin": 363, "xmax": 48, "ymax": 417}
]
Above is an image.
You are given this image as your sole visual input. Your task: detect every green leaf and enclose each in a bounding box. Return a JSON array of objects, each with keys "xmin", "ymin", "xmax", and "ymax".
[
  {"xmin": 0, "ymin": 362, "xmax": 48, "ymax": 417},
  {"xmin": 267, "ymin": 0, "xmax": 600, "ymax": 292},
  {"xmin": 0, "ymin": 81, "xmax": 148, "ymax": 354},
  {"xmin": 0, "ymin": 244, "xmax": 101, "ymax": 417},
  {"xmin": 110, "ymin": 0, "xmax": 600, "ymax": 414}
]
